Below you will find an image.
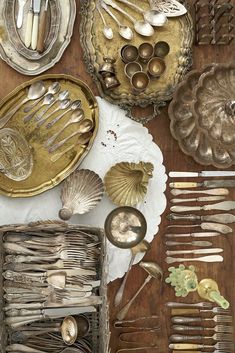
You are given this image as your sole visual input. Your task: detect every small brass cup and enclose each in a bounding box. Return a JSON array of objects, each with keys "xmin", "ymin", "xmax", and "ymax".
[
  {"xmin": 121, "ymin": 45, "xmax": 138, "ymax": 63},
  {"xmin": 138, "ymin": 43, "xmax": 154, "ymax": 63},
  {"xmin": 154, "ymin": 41, "xmax": 170, "ymax": 58},
  {"xmin": 147, "ymin": 57, "xmax": 166, "ymax": 78},
  {"xmin": 131, "ymin": 71, "xmax": 150, "ymax": 93},
  {"xmin": 124, "ymin": 62, "xmax": 142, "ymax": 79}
]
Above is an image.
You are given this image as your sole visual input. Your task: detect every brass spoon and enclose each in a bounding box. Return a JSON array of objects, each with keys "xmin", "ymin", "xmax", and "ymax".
[
  {"xmin": 116, "ymin": 261, "xmax": 163, "ymax": 320},
  {"xmin": 46, "ymin": 100, "xmax": 82, "ymax": 128},
  {"xmin": 23, "ymin": 82, "xmax": 60, "ymax": 113},
  {"xmin": 49, "ymin": 120, "xmax": 94, "ymax": 153},
  {"xmin": 24, "ymin": 94, "xmax": 55, "ymax": 123},
  {"xmin": 0, "ymin": 81, "xmax": 46, "ymax": 129},
  {"xmin": 114, "ymin": 240, "xmax": 150, "ymax": 307}
]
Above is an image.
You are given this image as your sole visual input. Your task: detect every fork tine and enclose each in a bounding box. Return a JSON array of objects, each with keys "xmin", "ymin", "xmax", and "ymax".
[{"xmin": 214, "ymin": 333, "xmax": 233, "ymax": 341}]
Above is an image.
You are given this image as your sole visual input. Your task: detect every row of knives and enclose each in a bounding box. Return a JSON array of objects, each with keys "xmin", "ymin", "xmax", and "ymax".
[{"xmin": 17, "ymin": 0, "xmax": 49, "ymax": 52}]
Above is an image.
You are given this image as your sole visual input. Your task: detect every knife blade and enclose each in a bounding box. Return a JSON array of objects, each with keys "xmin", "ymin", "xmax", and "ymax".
[
  {"xmin": 171, "ymin": 201, "xmax": 235, "ymax": 213},
  {"xmin": 170, "ymin": 196, "xmax": 225, "ymax": 204},
  {"xmin": 165, "ymin": 232, "xmax": 221, "ymax": 238},
  {"xmin": 167, "ymin": 222, "xmax": 232, "ymax": 234},
  {"xmin": 169, "ymin": 171, "xmax": 235, "ymax": 177},
  {"xmin": 170, "ymin": 180, "xmax": 235, "ymax": 188},
  {"xmin": 170, "ymin": 188, "xmax": 229, "ymax": 196},
  {"xmin": 24, "ymin": 0, "xmax": 33, "ymax": 48},
  {"xmin": 17, "ymin": 0, "xmax": 27, "ymax": 28},
  {"xmin": 166, "ymin": 248, "xmax": 223, "ymax": 256},
  {"xmin": 168, "ymin": 213, "xmax": 235, "ymax": 224},
  {"xmin": 37, "ymin": 0, "xmax": 49, "ymax": 52},
  {"xmin": 165, "ymin": 240, "xmax": 212, "ymax": 247},
  {"xmin": 31, "ymin": 0, "xmax": 41, "ymax": 50}
]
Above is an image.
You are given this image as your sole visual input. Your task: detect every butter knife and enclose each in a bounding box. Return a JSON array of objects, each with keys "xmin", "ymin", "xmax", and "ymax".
[
  {"xmin": 17, "ymin": 0, "xmax": 27, "ymax": 28},
  {"xmin": 31, "ymin": 0, "xmax": 41, "ymax": 50},
  {"xmin": 171, "ymin": 201, "xmax": 235, "ymax": 213},
  {"xmin": 165, "ymin": 241, "xmax": 212, "ymax": 247},
  {"xmin": 171, "ymin": 188, "xmax": 229, "ymax": 196},
  {"xmin": 168, "ymin": 213, "xmax": 235, "ymax": 223},
  {"xmin": 166, "ymin": 248, "xmax": 223, "ymax": 256},
  {"xmin": 170, "ymin": 196, "xmax": 225, "ymax": 204},
  {"xmin": 170, "ymin": 180, "xmax": 235, "ymax": 188},
  {"xmin": 166, "ymin": 255, "xmax": 223, "ymax": 264},
  {"xmin": 24, "ymin": 0, "xmax": 33, "ymax": 47},
  {"xmin": 169, "ymin": 171, "xmax": 235, "ymax": 177},
  {"xmin": 165, "ymin": 232, "xmax": 221, "ymax": 238},
  {"xmin": 167, "ymin": 223, "xmax": 232, "ymax": 234}
]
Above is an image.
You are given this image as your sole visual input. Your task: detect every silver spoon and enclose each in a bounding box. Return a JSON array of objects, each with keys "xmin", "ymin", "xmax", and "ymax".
[
  {"xmin": 45, "ymin": 109, "xmax": 85, "ymax": 146},
  {"xmin": 37, "ymin": 99, "xmax": 71, "ymax": 127},
  {"xmin": 103, "ymin": 0, "xmax": 154, "ymax": 37},
  {"xmin": 101, "ymin": 1, "xmax": 133, "ymax": 40},
  {"xmin": 35, "ymin": 90, "xmax": 70, "ymax": 123},
  {"xmin": 0, "ymin": 81, "xmax": 46, "ymax": 129},
  {"xmin": 117, "ymin": 0, "xmax": 167, "ymax": 26},
  {"xmin": 23, "ymin": 82, "xmax": 60, "ymax": 113},
  {"xmin": 46, "ymin": 100, "xmax": 82, "ymax": 128},
  {"xmin": 97, "ymin": 4, "xmax": 113, "ymax": 39},
  {"xmin": 24, "ymin": 94, "xmax": 55, "ymax": 123}
]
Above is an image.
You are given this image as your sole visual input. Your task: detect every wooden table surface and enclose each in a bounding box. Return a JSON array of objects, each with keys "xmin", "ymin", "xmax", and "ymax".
[{"xmin": 0, "ymin": 1, "xmax": 234, "ymax": 352}]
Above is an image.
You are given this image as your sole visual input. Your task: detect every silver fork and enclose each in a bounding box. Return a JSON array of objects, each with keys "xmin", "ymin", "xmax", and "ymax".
[
  {"xmin": 169, "ymin": 342, "xmax": 234, "ymax": 351},
  {"xmin": 200, "ymin": 307, "xmax": 230, "ymax": 314},
  {"xmin": 171, "ymin": 315, "xmax": 233, "ymax": 324},
  {"xmin": 170, "ymin": 333, "xmax": 233, "ymax": 342},
  {"xmin": 172, "ymin": 325, "xmax": 234, "ymax": 334},
  {"xmin": 167, "ymin": 302, "xmax": 214, "ymax": 309}
]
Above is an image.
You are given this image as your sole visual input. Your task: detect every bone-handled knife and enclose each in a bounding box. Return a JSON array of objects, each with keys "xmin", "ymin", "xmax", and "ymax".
[
  {"xmin": 166, "ymin": 248, "xmax": 223, "ymax": 256},
  {"xmin": 170, "ymin": 180, "xmax": 235, "ymax": 188},
  {"xmin": 170, "ymin": 196, "xmax": 225, "ymax": 204},
  {"xmin": 169, "ymin": 171, "xmax": 235, "ymax": 177},
  {"xmin": 168, "ymin": 213, "xmax": 235, "ymax": 224},
  {"xmin": 171, "ymin": 188, "xmax": 229, "ymax": 196},
  {"xmin": 31, "ymin": 0, "xmax": 41, "ymax": 50},
  {"xmin": 24, "ymin": 0, "xmax": 33, "ymax": 48},
  {"xmin": 17, "ymin": 0, "xmax": 27, "ymax": 28},
  {"xmin": 165, "ymin": 232, "xmax": 221, "ymax": 238},
  {"xmin": 165, "ymin": 240, "xmax": 212, "ymax": 247},
  {"xmin": 167, "ymin": 222, "xmax": 232, "ymax": 234},
  {"xmin": 171, "ymin": 201, "xmax": 235, "ymax": 213}
]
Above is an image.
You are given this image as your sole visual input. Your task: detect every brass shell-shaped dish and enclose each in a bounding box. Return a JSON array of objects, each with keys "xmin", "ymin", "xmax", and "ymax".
[
  {"xmin": 104, "ymin": 161, "xmax": 154, "ymax": 206},
  {"xmin": 59, "ymin": 169, "xmax": 104, "ymax": 220}
]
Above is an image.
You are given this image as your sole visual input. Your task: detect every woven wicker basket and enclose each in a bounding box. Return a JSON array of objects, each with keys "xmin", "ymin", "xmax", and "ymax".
[{"xmin": 0, "ymin": 220, "xmax": 110, "ymax": 353}]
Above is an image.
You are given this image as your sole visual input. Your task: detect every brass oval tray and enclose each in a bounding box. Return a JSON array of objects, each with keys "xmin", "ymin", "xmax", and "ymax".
[
  {"xmin": 80, "ymin": 0, "xmax": 194, "ymax": 123},
  {"xmin": 3, "ymin": 0, "xmax": 61, "ymax": 61},
  {"xmin": 0, "ymin": 74, "xmax": 98, "ymax": 197},
  {"xmin": 0, "ymin": 0, "xmax": 76, "ymax": 75}
]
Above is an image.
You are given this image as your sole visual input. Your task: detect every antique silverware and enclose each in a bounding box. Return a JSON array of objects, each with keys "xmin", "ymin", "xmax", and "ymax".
[
  {"xmin": 170, "ymin": 188, "xmax": 229, "ymax": 196},
  {"xmin": 96, "ymin": 3, "xmax": 114, "ymax": 40},
  {"xmin": 17, "ymin": 0, "xmax": 27, "ymax": 28},
  {"xmin": 148, "ymin": 0, "xmax": 187, "ymax": 17},
  {"xmin": 37, "ymin": 0, "xmax": 49, "ymax": 52},
  {"xmin": 170, "ymin": 333, "xmax": 233, "ymax": 342},
  {"xmin": 46, "ymin": 100, "xmax": 82, "ymax": 128},
  {"xmin": 37, "ymin": 98, "xmax": 71, "ymax": 126},
  {"xmin": 166, "ymin": 248, "xmax": 223, "ymax": 256},
  {"xmin": 169, "ymin": 171, "xmax": 235, "ymax": 177},
  {"xmin": 171, "ymin": 201, "xmax": 235, "ymax": 213},
  {"xmin": 167, "ymin": 223, "xmax": 232, "ymax": 234},
  {"xmin": 170, "ymin": 196, "xmax": 225, "ymax": 204},
  {"xmin": 24, "ymin": 94, "xmax": 55, "ymax": 123},
  {"xmin": 0, "ymin": 81, "xmax": 46, "ymax": 128},
  {"xmin": 59, "ymin": 169, "xmax": 104, "ymax": 220},
  {"xmin": 114, "ymin": 315, "xmax": 160, "ymax": 330},
  {"xmin": 172, "ymin": 324, "xmax": 233, "ymax": 334},
  {"xmin": 171, "ymin": 307, "xmax": 229, "ymax": 315},
  {"xmin": 116, "ymin": 348, "xmax": 158, "ymax": 353},
  {"xmin": 24, "ymin": 82, "xmax": 60, "ymax": 113},
  {"xmin": 166, "ymin": 240, "xmax": 212, "ymax": 247},
  {"xmin": 171, "ymin": 315, "xmax": 233, "ymax": 324},
  {"xmin": 101, "ymin": 1, "xmax": 133, "ymax": 40},
  {"xmin": 117, "ymin": 262, "xmax": 163, "ymax": 320},
  {"xmin": 168, "ymin": 213, "xmax": 235, "ymax": 224},
  {"xmin": 114, "ymin": 240, "xmax": 150, "ymax": 307},
  {"xmin": 165, "ymin": 232, "xmax": 221, "ymax": 238},
  {"xmin": 35, "ymin": 90, "xmax": 69, "ymax": 122},
  {"xmin": 24, "ymin": 0, "xmax": 34, "ymax": 47},
  {"xmin": 170, "ymin": 180, "xmax": 235, "ymax": 188},
  {"xmin": 169, "ymin": 342, "xmax": 234, "ymax": 351},
  {"xmin": 166, "ymin": 255, "xmax": 223, "ymax": 264},
  {"xmin": 61, "ymin": 315, "xmax": 90, "ymax": 344},
  {"xmin": 167, "ymin": 302, "xmax": 214, "ymax": 308},
  {"xmin": 31, "ymin": 0, "xmax": 42, "ymax": 50},
  {"xmin": 103, "ymin": 0, "xmax": 154, "ymax": 36}
]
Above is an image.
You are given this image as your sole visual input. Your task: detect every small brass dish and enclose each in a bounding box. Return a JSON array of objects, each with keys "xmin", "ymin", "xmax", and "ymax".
[
  {"xmin": 61, "ymin": 315, "xmax": 90, "ymax": 345},
  {"xmin": 131, "ymin": 71, "xmax": 150, "ymax": 93},
  {"xmin": 104, "ymin": 206, "xmax": 147, "ymax": 249},
  {"xmin": 138, "ymin": 42, "xmax": 154, "ymax": 63},
  {"xmin": 124, "ymin": 62, "xmax": 142, "ymax": 79},
  {"xmin": 154, "ymin": 41, "xmax": 170, "ymax": 58},
  {"xmin": 147, "ymin": 57, "xmax": 166, "ymax": 78},
  {"xmin": 121, "ymin": 45, "xmax": 138, "ymax": 63}
]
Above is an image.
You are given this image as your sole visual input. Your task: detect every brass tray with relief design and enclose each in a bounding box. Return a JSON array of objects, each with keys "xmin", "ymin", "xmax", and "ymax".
[
  {"xmin": 0, "ymin": 74, "xmax": 98, "ymax": 198},
  {"xmin": 80, "ymin": 0, "xmax": 194, "ymax": 123}
]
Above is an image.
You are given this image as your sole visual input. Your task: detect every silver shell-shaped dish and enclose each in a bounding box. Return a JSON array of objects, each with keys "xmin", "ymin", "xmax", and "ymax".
[
  {"xmin": 169, "ymin": 62, "xmax": 235, "ymax": 168},
  {"xmin": 0, "ymin": 0, "xmax": 76, "ymax": 75}
]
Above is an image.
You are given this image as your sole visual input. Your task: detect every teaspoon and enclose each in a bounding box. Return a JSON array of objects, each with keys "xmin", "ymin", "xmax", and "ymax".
[
  {"xmin": 101, "ymin": 1, "xmax": 133, "ymax": 40},
  {"xmin": 0, "ymin": 81, "xmax": 46, "ymax": 129},
  {"xmin": 46, "ymin": 100, "xmax": 82, "ymax": 128},
  {"xmin": 37, "ymin": 99, "xmax": 71, "ymax": 127},
  {"xmin": 23, "ymin": 82, "xmax": 60, "ymax": 113},
  {"xmin": 103, "ymin": 0, "xmax": 154, "ymax": 37},
  {"xmin": 24, "ymin": 94, "xmax": 55, "ymax": 123},
  {"xmin": 97, "ymin": 4, "xmax": 113, "ymax": 39}
]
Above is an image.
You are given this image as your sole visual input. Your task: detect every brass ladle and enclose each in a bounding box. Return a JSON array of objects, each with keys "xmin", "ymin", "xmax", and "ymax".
[
  {"xmin": 116, "ymin": 261, "xmax": 163, "ymax": 321},
  {"xmin": 114, "ymin": 240, "xmax": 150, "ymax": 307}
]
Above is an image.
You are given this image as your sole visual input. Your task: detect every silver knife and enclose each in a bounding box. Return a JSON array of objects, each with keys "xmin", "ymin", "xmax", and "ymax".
[
  {"xmin": 166, "ymin": 248, "xmax": 223, "ymax": 256},
  {"xmin": 170, "ymin": 188, "xmax": 229, "ymax": 196},
  {"xmin": 170, "ymin": 180, "xmax": 235, "ymax": 188},
  {"xmin": 31, "ymin": 0, "xmax": 41, "ymax": 50},
  {"xmin": 168, "ymin": 213, "xmax": 235, "ymax": 224},
  {"xmin": 170, "ymin": 196, "xmax": 225, "ymax": 204},
  {"xmin": 165, "ymin": 240, "xmax": 212, "ymax": 247},
  {"xmin": 165, "ymin": 232, "xmax": 221, "ymax": 238},
  {"xmin": 17, "ymin": 0, "xmax": 27, "ymax": 28},
  {"xmin": 171, "ymin": 201, "xmax": 235, "ymax": 213},
  {"xmin": 169, "ymin": 171, "xmax": 235, "ymax": 177},
  {"xmin": 167, "ymin": 222, "xmax": 232, "ymax": 234}
]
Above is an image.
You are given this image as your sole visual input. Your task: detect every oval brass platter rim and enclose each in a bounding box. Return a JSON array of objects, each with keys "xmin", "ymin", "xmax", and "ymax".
[
  {"xmin": 0, "ymin": 74, "xmax": 99, "ymax": 198},
  {"xmin": 104, "ymin": 206, "xmax": 147, "ymax": 249}
]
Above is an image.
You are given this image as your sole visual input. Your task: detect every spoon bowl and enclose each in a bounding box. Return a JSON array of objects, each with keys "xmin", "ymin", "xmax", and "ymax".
[
  {"xmin": 134, "ymin": 21, "xmax": 154, "ymax": 37},
  {"xmin": 144, "ymin": 10, "xmax": 168, "ymax": 27},
  {"xmin": 77, "ymin": 119, "xmax": 93, "ymax": 134},
  {"xmin": 140, "ymin": 261, "xmax": 163, "ymax": 280},
  {"xmin": 119, "ymin": 25, "xmax": 133, "ymax": 40}
]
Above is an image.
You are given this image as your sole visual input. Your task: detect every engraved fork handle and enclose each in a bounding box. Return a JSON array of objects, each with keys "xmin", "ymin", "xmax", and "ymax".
[
  {"xmin": 171, "ymin": 316, "xmax": 202, "ymax": 324},
  {"xmin": 170, "ymin": 335, "xmax": 204, "ymax": 342},
  {"xmin": 172, "ymin": 325, "xmax": 204, "ymax": 332},
  {"xmin": 167, "ymin": 302, "xmax": 212, "ymax": 308}
]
